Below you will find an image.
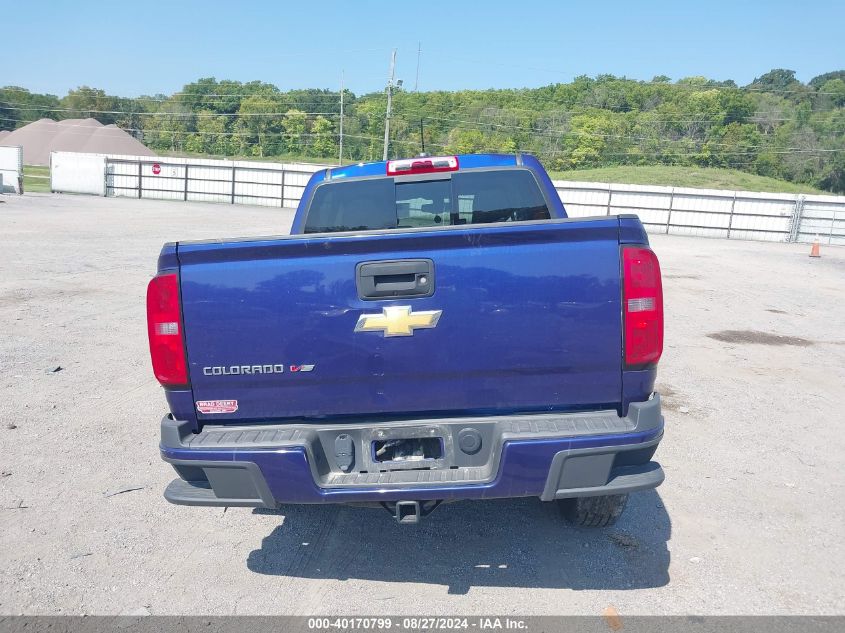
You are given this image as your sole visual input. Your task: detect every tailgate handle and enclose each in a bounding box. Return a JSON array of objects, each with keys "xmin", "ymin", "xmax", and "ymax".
[{"xmin": 356, "ymin": 259, "xmax": 434, "ymax": 300}]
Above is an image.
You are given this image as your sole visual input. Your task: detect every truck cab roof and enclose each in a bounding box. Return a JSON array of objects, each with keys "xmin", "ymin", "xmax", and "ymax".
[
  {"xmin": 291, "ymin": 153, "xmax": 566, "ymax": 234},
  {"xmin": 325, "ymin": 153, "xmax": 527, "ymax": 182}
]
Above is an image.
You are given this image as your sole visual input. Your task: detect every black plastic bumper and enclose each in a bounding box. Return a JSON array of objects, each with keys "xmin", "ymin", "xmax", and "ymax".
[{"xmin": 161, "ymin": 396, "xmax": 665, "ymax": 508}]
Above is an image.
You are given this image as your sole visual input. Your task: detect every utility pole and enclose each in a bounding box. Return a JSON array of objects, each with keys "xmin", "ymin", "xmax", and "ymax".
[
  {"xmin": 383, "ymin": 49, "xmax": 396, "ymax": 161},
  {"xmin": 338, "ymin": 71, "xmax": 344, "ymax": 165},
  {"xmin": 414, "ymin": 42, "xmax": 421, "ymax": 92},
  {"xmin": 419, "ymin": 118, "xmax": 425, "ymax": 154}
]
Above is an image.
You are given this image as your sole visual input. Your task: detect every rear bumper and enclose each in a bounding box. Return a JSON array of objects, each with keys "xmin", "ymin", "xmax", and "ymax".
[{"xmin": 160, "ymin": 396, "xmax": 665, "ymax": 508}]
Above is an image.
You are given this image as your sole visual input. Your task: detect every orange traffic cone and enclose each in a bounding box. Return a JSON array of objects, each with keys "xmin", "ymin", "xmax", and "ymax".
[{"xmin": 809, "ymin": 236, "xmax": 821, "ymax": 258}]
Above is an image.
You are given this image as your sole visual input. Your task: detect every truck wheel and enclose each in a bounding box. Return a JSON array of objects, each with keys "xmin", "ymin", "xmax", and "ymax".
[{"xmin": 558, "ymin": 494, "xmax": 628, "ymax": 527}]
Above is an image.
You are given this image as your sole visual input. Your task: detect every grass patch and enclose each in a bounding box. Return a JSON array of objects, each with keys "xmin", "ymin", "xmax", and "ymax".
[
  {"xmin": 549, "ymin": 165, "xmax": 825, "ymax": 195},
  {"xmin": 23, "ymin": 165, "xmax": 51, "ymax": 193}
]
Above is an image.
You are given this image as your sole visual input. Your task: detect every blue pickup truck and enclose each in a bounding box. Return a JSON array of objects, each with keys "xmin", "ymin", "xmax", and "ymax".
[{"xmin": 148, "ymin": 153, "xmax": 665, "ymax": 525}]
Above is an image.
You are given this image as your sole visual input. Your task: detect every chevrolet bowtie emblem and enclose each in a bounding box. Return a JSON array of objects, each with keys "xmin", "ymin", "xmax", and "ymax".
[{"xmin": 354, "ymin": 306, "xmax": 443, "ymax": 337}]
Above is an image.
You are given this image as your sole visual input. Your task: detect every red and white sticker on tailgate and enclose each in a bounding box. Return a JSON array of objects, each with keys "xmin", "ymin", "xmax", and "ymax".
[{"xmin": 196, "ymin": 399, "xmax": 238, "ymax": 414}]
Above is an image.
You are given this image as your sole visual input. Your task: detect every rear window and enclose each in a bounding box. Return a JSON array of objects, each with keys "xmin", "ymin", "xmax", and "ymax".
[{"xmin": 303, "ymin": 169, "xmax": 550, "ymax": 234}]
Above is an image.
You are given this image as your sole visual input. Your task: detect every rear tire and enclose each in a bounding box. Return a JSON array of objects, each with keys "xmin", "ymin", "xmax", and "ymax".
[{"xmin": 558, "ymin": 494, "xmax": 628, "ymax": 527}]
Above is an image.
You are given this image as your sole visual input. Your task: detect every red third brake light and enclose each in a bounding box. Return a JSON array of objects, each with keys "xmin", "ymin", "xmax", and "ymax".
[
  {"xmin": 387, "ymin": 155, "xmax": 459, "ymax": 176},
  {"xmin": 146, "ymin": 273, "xmax": 188, "ymax": 386},
  {"xmin": 623, "ymin": 246, "xmax": 664, "ymax": 367}
]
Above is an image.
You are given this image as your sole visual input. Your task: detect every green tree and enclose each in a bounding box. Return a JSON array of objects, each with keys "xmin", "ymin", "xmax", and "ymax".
[
  {"xmin": 821, "ymin": 79, "xmax": 845, "ymax": 107},
  {"xmin": 0, "ymin": 86, "xmax": 60, "ymax": 130},
  {"xmin": 184, "ymin": 110, "xmax": 235, "ymax": 156},
  {"xmin": 355, "ymin": 99, "xmax": 386, "ymax": 160},
  {"xmin": 237, "ymin": 95, "xmax": 282, "ymax": 157},
  {"xmin": 809, "ymin": 71, "xmax": 845, "ymax": 90},
  {"xmin": 446, "ymin": 129, "xmax": 486, "ymax": 154},
  {"xmin": 310, "ymin": 116, "xmax": 337, "ymax": 158},
  {"xmin": 282, "ymin": 109, "xmax": 307, "ymax": 156},
  {"xmin": 562, "ymin": 111, "xmax": 624, "ymax": 169},
  {"xmin": 705, "ymin": 122, "xmax": 763, "ymax": 168},
  {"xmin": 749, "ymin": 69, "xmax": 800, "ymax": 91},
  {"xmin": 142, "ymin": 102, "xmax": 192, "ymax": 152},
  {"xmin": 60, "ymin": 87, "xmax": 124, "ymax": 124},
  {"xmin": 11, "ymin": 69, "xmax": 845, "ymax": 192}
]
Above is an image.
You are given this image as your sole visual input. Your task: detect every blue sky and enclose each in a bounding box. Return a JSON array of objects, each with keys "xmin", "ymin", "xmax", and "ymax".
[{"xmin": 2, "ymin": 0, "xmax": 843, "ymax": 96}]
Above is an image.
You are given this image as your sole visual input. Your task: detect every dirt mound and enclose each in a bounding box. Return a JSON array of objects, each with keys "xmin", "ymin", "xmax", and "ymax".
[{"xmin": 0, "ymin": 118, "xmax": 154, "ymax": 165}]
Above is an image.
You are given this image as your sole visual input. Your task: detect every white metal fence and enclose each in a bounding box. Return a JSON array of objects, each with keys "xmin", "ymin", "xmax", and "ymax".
[
  {"xmin": 556, "ymin": 181, "xmax": 845, "ymax": 245},
  {"xmin": 51, "ymin": 152, "xmax": 328, "ymax": 206},
  {"xmin": 48, "ymin": 151, "xmax": 845, "ymax": 245},
  {"xmin": 794, "ymin": 196, "xmax": 845, "ymax": 245},
  {"xmin": 0, "ymin": 145, "xmax": 23, "ymax": 193},
  {"xmin": 104, "ymin": 156, "xmax": 328, "ymax": 208}
]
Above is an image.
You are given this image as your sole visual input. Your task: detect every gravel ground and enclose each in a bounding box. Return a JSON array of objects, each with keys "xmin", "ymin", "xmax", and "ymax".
[{"xmin": 0, "ymin": 193, "xmax": 843, "ymax": 616}]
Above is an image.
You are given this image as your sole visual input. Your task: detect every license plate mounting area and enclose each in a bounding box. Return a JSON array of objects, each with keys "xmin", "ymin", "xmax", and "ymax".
[{"xmin": 368, "ymin": 426, "xmax": 450, "ymax": 471}]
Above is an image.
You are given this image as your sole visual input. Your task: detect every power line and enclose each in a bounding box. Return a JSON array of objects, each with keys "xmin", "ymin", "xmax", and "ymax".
[
  {"xmin": 3, "ymin": 71, "xmax": 840, "ymax": 107},
  {"xmin": 405, "ymin": 109, "xmax": 810, "ymax": 125},
  {"xmin": 0, "ymin": 87, "xmax": 346, "ymax": 101},
  {"xmin": 389, "ymin": 111, "xmax": 845, "ymax": 146},
  {"xmin": 3, "ymin": 114, "xmax": 843, "ymax": 154},
  {"xmin": 4, "ymin": 87, "xmax": 841, "ymax": 122},
  {"xmin": 0, "ymin": 116, "xmax": 356, "ymax": 141},
  {"xmin": 365, "ymin": 134, "xmax": 843, "ymax": 163},
  {"xmin": 3, "ymin": 98, "xmax": 834, "ymax": 127},
  {"xmin": 0, "ymin": 102, "xmax": 344, "ymax": 117},
  {"xmin": 394, "ymin": 99, "xmax": 835, "ymax": 121}
]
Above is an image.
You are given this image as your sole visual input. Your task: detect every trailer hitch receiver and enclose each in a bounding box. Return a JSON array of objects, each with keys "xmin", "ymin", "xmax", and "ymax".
[{"xmin": 381, "ymin": 500, "xmax": 443, "ymax": 524}]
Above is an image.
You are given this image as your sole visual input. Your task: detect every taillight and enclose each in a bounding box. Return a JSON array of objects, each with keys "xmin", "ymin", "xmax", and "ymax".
[
  {"xmin": 623, "ymin": 246, "xmax": 663, "ymax": 367},
  {"xmin": 387, "ymin": 155, "xmax": 459, "ymax": 176},
  {"xmin": 146, "ymin": 273, "xmax": 188, "ymax": 386}
]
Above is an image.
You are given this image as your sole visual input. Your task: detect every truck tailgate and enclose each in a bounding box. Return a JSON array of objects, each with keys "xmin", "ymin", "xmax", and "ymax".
[{"xmin": 177, "ymin": 218, "xmax": 623, "ymax": 422}]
